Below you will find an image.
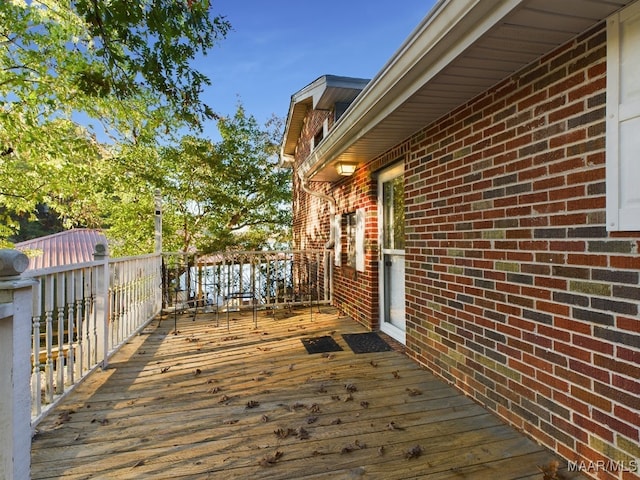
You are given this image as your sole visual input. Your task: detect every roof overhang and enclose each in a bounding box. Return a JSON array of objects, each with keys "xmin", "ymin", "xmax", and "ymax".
[
  {"xmin": 280, "ymin": 75, "xmax": 369, "ymax": 167},
  {"xmin": 295, "ymin": 0, "xmax": 630, "ymax": 182}
]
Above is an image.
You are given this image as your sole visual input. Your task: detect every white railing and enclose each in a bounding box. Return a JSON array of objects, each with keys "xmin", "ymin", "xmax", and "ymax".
[
  {"xmin": 26, "ymin": 247, "xmax": 162, "ymax": 426},
  {"xmin": 162, "ymin": 250, "xmax": 332, "ymax": 324}
]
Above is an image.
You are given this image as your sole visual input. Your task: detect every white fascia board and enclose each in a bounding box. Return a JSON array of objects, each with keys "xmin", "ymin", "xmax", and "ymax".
[{"xmin": 302, "ymin": 0, "xmax": 526, "ymax": 180}]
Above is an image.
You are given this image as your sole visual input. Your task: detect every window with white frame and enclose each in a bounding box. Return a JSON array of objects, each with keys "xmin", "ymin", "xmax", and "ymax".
[{"xmin": 607, "ymin": 1, "xmax": 640, "ymax": 231}]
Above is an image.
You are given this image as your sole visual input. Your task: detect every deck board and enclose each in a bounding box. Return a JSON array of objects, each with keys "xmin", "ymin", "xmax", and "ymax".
[{"xmin": 31, "ymin": 307, "xmax": 584, "ymax": 479}]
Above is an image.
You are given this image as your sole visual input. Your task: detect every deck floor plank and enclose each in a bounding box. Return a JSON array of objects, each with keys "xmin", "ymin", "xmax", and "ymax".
[{"xmin": 31, "ymin": 307, "xmax": 585, "ymax": 479}]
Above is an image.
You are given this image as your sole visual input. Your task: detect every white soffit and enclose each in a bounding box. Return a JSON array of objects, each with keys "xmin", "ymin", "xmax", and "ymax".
[{"xmin": 304, "ymin": 0, "xmax": 630, "ymax": 182}]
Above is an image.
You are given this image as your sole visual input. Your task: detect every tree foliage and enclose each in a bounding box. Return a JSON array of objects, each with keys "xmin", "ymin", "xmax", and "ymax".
[
  {"xmin": 0, "ymin": 1, "xmax": 294, "ymax": 255},
  {"xmin": 106, "ymin": 106, "xmax": 291, "ymax": 256},
  {"xmin": 0, "ymin": 0, "xmax": 230, "ymax": 244}
]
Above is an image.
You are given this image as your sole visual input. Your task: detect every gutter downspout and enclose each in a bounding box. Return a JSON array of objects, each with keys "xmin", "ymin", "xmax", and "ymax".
[{"xmin": 282, "ymin": 152, "xmax": 336, "ymax": 303}]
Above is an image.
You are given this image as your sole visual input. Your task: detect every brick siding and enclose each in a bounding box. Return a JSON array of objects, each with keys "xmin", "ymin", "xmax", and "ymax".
[
  {"xmin": 291, "ymin": 22, "xmax": 640, "ymax": 479},
  {"xmin": 401, "ymin": 23, "xmax": 639, "ymax": 479}
]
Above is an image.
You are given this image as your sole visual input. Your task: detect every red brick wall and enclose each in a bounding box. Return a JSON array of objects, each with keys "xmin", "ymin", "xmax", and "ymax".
[
  {"xmin": 402, "ymin": 23, "xmax": 639, "ymax": 479},
  {"xmin": 291, "ymin": 22, "xmax": 639, "ymax": 478}
]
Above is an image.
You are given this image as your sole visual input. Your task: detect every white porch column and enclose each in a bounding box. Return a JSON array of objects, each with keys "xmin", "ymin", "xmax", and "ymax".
[
  {"xmin": 0, "ymin": 249, "xmax": 34, "ymax": 480},
  {"xmin": 93, "ymin": 243, "xmax": 110, "ymax": 369}
]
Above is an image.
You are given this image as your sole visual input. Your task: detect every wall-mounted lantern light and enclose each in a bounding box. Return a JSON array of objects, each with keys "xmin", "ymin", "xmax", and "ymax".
[{"xmin": 335, "ymin": 162, "xmax": 358, "ymax": 176}]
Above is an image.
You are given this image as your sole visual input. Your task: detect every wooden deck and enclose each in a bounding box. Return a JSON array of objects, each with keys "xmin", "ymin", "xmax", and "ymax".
[{"xmin": 31, "ymin": 307, "xmax": 584, "ymax": 480}]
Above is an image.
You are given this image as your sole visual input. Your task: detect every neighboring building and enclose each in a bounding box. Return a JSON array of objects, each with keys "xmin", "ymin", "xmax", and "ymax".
[
  {"xmin": 15, "ymin": 228, "xmax": 108, "ymax": 273},
  {"xmin": 282, "ymin": 1, "xmax": 640, "ymax": 478}
]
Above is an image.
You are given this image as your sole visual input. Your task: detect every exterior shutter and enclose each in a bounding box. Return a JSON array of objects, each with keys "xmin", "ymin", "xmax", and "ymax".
[
  {"xmin": 334, "ymin": 214, "xmax": 341, "ymax": 266},
  {"xmin": 607, "ymin": 2, "xmax": 640, "ymax": 231},
  {"xmin": 355, "ymin": 209, "xmax": 365, "ymax": 272}
]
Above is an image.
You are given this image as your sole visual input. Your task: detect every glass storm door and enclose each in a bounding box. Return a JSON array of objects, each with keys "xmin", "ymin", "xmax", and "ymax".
[{"xmin": 378, "ymin": 164, "xmax": 406, "ymax": 344}]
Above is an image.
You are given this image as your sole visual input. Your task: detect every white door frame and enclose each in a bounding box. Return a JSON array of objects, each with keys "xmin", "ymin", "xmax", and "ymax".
[{"xmin": 377, "ymin": 163, "xmax": 406, "ymax": 344}]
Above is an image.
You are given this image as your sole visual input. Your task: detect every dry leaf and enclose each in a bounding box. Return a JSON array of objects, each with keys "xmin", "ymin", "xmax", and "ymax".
[
  {"xmin": 343, "ymin": 393, "xmax": 354, "ymax": 402},
  {"xmin": 405, "ymin": 445, "xmax": 423, "ymax": 459},
  {"xmin": 218, "ymin": 394, "xmax": 231, "ymax": 404},
  {"xmin": 296, "ymin": 427, "xmax": 310, "ymax": 440},
  {"xmin": 370, "ymin": 360, "xmax": 378, "ymax": 367},
  {"xmin": 377, "ymin": 446, "xmax": 385, "ymax": 456},
  {"xmin": 259, "ymin": 451, "xmax": 283, "ymax": 467},
  {"xmin": 261, "ymin": 415, "xmax": 269, "ymax": 423},
  {"xmin": 392, "ymin": 370, "xmax": 400, "ymax": 379},
  {"xmin": 344, "ymin": 383, "xmax": 357, "ymax": 393},
  {"xmin": 406, "ymin": 388, "xmax": 422, "ymax": 396},
  {"xmin": 387, "ymin": 421, "xmax": 404, "ymax": 431},
  {"xmin": 306, "ymin": 416, "xmax": 318, "ymax": 424},
  {"xmin": 246, "ymin": 400, "xmax": 260, "ymax": 409},
  {"xmin": 223, "ymin": 419, "xmax": 238, "ymax": 425},
  {"xmin": 308, "ymin": 403, "xmax": 321, "ymax": 413},
  {"xmin": 194, "ymin": 368, "xmax": 202, "ymax": 376},
  {"xmin": 274, "ymin": 427, "xmax": 295, "ymax": 439},
  {"xmin": 160, "ymin": 366, "xmax": 171, "ymax": 373},
  {"xmin": 209, "ymin": 386, "xmax": 221, "ymax": 394},
  {"xmin": 330, "ymin": 418, "xmax": 342, "ymax": 425},
  {"xmin": 360, "ymin": 401, "xmax": 370, "ymax": 408}
]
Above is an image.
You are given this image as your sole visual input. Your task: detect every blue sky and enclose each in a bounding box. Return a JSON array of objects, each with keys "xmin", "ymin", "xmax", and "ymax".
[{"xmin": 199, "ymin": 0, "xmax": 436, "ymax": 139}]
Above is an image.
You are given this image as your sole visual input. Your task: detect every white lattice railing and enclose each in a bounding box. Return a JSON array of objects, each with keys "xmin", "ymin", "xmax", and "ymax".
[{"xmin": 27, "ymin": 250, "xmax": 162, "ymax": 426}]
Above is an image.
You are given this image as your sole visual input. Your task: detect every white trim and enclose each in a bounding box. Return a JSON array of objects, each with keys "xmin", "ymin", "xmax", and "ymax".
[
  {"xmin": 301, "ymin": 0, "xmax": 525, "ymax": 180},
  {"xmin": 606, "ymin": 1, "xmax": 640, "ymax": 231},
  {"xmin": 378, "ymin": 163, "xmax": 406, "ymax": 345},
  {"xmin": 334, "ymin": 214, "xmax": 342, "ymax": 266},
  {"xmin": 355, "ymin": 209, "xmax": 365, "ymax": 272}
]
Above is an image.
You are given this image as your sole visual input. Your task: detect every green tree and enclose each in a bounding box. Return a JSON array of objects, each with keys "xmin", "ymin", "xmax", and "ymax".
[
  {"xmin": 111, "ymin": 106, "xmax": 291, "ymax": 256},
  {"xmin": 0, "ymin": 0, "xmax": 230, "ymax": 243}
]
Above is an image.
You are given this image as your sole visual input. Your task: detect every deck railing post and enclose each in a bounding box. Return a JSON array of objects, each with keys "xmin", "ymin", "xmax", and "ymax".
[
  {"xmin": 93, "ymin": 243, "xmax": 110, "ymax": 369},
  {"xmin": 0, "ymin": 249, "xmax": 35, "ymax": 480}
]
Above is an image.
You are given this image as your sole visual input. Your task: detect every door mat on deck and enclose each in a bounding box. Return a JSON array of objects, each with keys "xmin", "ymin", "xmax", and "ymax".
[
  {"xmin": 342, "ymin": 332, "xmax": 392, "ymax": 354},
  {"xmin": 301, "ymin": 336, "xmax": 344, "ymax": 354}
]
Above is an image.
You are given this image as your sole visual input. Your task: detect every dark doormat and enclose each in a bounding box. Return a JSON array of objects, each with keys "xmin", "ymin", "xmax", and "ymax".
[
  {"xmin": 342, "ymin": 332, "xmax": 392, "ymax": 354},
  {"xmin": 301, "ymin": 336, "xmax": 344, "ymax": 354}
]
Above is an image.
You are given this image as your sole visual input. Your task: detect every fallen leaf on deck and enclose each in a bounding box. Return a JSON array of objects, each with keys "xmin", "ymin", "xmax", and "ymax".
[
  {"xmin": 306, "ymin": 416, "xmax": 318, "ymax": 424},
  {"xmin": 377, "ymin": 446, "xmax": 385, "ymax": 456},
  {"xmin": 330, "ymin": 418, "xmax": 342, "ymax": 425},
  {"xmin": 392, "ymin": 370, "xmax": 400, "ymax": 379},
  {"xmin": 261, "ymin": 415, "xmax": 269, "ymax": 423},
  {"xmin": 258, "ymin": 450, "xmax": 283, "ymax": 467},
  {"xmin": 406, "ymin": 388, "xmax": 422, "ymax": 396},
  {"xmin": 360, "ymin": 401, "xmax": 369, "ymax": 408},
  {"xmin": 405, "ymin": 445, "xmax": 423, "ymax": 459},
  {"xmin": 131, "ymin": 459, "xmax": 145, "ymax": 468},
  {"xmin": 308, "ymin": 403, "xmax": 321, "ymax": 413},
  {"xmin": 344, "ymin": 383, "xmax": 357, "ymax": 392},
  {"xmin": 343, "ymin": 393, "xmax": 354, "ymax": 402},
  {"xmin": 222, "ymin": 419, "xmax": 238, "ymax": 425},
  {"xmin": 370, "ymin": 360, "xmax": 378, "ymax": 367},
  {"xmin": 296, "ymin": 427, "xmax": 310, "ymax": 439},
  {"xmin": 246, "ymin": 400, "xmax": 260, "ymax": 409},
  {"xmin": 160, "ymin": 366, "xmax": 171, "ymax": 373},
  {"xmin": 194, "ymin": 368, "xmax": 202, "ymax": 376},
  {"xmin": 387, "ymin": 421, "xmax": 404, "ymax": 431},
  {"xmin": 209, "ymin": 386, "xmax": 221, "ymax": 394},
  {"xmin": 274, "ymin": 428, "xmax": 295, "ymax": 439}
]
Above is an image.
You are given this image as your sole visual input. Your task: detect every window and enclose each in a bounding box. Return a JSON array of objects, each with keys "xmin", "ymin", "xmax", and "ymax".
[
  {"xmin": 607, "ymin": 2, "xmax": 640, "ymax": 231},
  {"xmin": 343, "ymin": 210, "xmax": 365, "ymax": 271},
  {"xmin": 345, "ymin": 212, "xmax": 357, "ymax": 268}
]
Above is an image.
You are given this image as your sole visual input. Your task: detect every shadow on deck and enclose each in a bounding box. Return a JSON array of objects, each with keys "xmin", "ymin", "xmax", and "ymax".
[{"xmin": 31, "ymin": 307, "xmax": 584, "ymax": 479}]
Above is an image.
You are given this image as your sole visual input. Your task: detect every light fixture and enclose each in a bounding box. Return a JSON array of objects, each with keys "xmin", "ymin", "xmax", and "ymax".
[{"xmin": 335, "ymin": 162, "xmax": 358, "ymax": 176}]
